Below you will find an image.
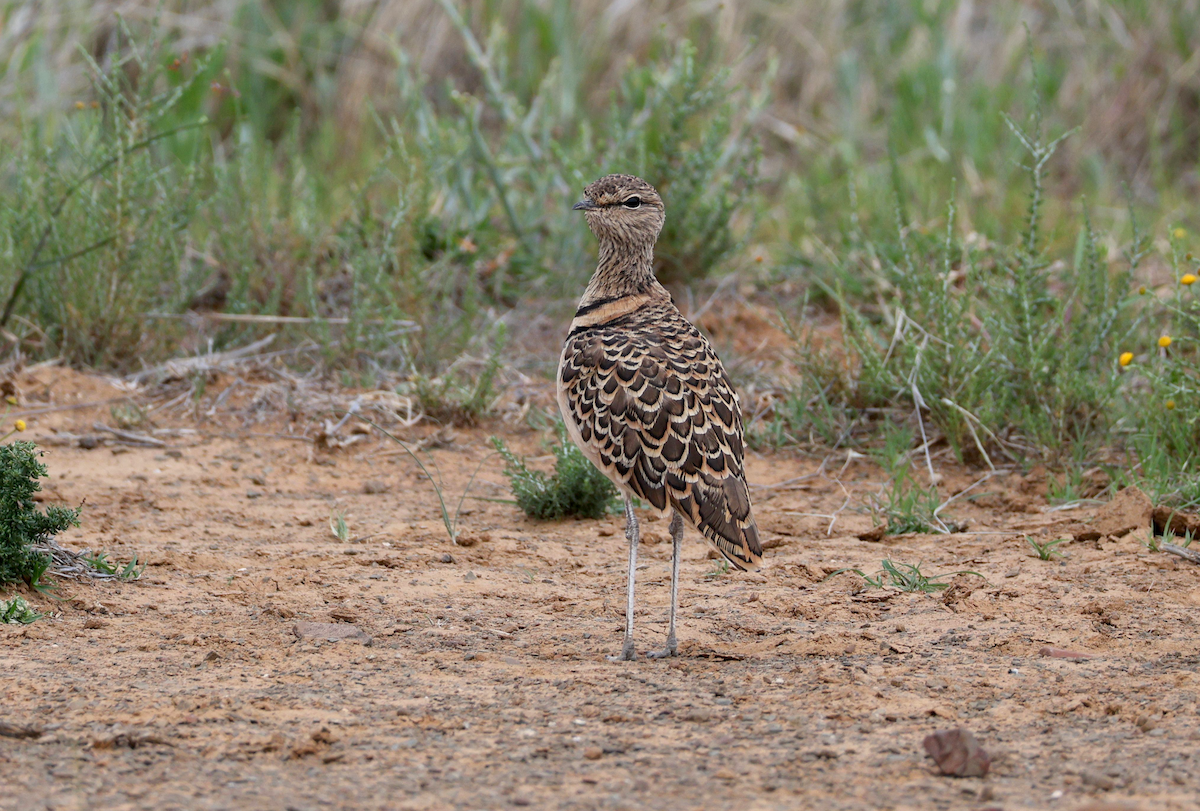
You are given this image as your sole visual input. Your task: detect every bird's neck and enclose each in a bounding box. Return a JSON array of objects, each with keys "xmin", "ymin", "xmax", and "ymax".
[{"xmin": 579, "ymin": 238, "xmax": 662, "ymax": 306}]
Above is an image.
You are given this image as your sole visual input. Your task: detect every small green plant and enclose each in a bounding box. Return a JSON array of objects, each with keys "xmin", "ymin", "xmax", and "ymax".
[
  {"xmin": 1047, "ymin": 469, "xmax": 1085, "ymax": 504},
  {"xmin": 829, "ymin": 560, "xmax": 982, "ymax": 593},
  {"xmin": 704, "ymin": 558, "xmax": 731, "ymax": 581},
  {"xmin": 869, "ymin": 422, "xmax": 943, "ymax": 534},
  {"xmin": 81, "ymin": 551, "xmax": 146, "ymax": 581},
  {"xmin": 1142, "ymin": 528, "xmax": 1162, "ymax": 553},
  {"xmin": 1, "ymin": 441, "xmax": 81, "ymax": 588},
  {"xmin": 329, "ymin": 509, "xmax": 350, "ymax": 542},
  {"xmin": 491, "ymin": 424, "xmax": 618, "ymax": 520},
  {"xmin": 1026, "ymin": 536, "xmax": 1066, "ymax": 561},
  {"xmin": 1, "ymin": 595, "xmax": 42, "ymax": 624}
]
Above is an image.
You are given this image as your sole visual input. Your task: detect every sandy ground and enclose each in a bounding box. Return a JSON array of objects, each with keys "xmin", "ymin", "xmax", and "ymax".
[{"xmin": 2, "ymin": 367, "xmax": 1199, "ymax": 811}]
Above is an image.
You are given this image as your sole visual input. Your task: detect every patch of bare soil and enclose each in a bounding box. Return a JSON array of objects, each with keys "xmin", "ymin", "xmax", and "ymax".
[{"xmin": 2, "ymin": 369, "xmax": 1199, "ymax": 811}]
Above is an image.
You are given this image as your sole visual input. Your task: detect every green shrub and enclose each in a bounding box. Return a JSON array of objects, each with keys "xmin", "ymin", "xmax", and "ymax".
[
  {"xmin": 491, "ymin": 426, "xmax": 618, "ymax": 520},
  {"xmin": 1123, "ymin": 230, "xmax": 1200, "ymax": 506},
  {"xmin": 0, "ymin": 441, "xmax": 81, "ymax": 587},
  {"xmin": 780, "ymin": 75, "xmax": 1136, "ymax": 466}
]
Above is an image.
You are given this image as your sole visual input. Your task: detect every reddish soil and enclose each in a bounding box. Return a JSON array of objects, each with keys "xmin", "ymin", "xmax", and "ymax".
[{"xmin": 2, "ymin": 368, "xmax": 1199, "ymax": 811}]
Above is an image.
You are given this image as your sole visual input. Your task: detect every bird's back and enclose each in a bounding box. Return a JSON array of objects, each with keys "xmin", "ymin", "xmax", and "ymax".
[{"xmin": 558, "ymin": 289, "xmax": 762, "ymax": 570}]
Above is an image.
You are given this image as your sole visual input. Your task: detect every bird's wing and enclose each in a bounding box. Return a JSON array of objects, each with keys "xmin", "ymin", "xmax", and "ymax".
[{"xmin": 558, "ymin": 308, "xmax": 762, "ymax": 570}]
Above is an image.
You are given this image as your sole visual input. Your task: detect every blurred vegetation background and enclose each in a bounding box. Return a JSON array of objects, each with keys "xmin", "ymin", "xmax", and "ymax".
[{"xmin": 1, "ymin": 1, "xmax": 1198, "ymax": 503}]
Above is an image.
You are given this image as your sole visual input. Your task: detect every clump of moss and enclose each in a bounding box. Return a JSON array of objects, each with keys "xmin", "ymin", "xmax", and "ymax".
[
  {"xmin": 491, "ymin": 426, "xmax": 618, "ymax": 520},
  {"xmin": 1, "ymin": 441, "xmax": 80, "ymax": 587}
]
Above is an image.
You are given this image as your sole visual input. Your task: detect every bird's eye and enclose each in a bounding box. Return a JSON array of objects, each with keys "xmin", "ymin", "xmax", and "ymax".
[{"xmin": 622, "ymin": 197, "xmax": 642, "ymax": 209}]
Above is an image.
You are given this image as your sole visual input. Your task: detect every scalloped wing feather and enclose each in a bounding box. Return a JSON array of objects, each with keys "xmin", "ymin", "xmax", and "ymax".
[{"xmin": 557, "ymin": 301, "xmax": 762, "ymax": 571}]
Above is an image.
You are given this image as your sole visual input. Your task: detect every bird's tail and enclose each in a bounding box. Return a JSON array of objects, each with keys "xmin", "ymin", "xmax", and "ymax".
[{"xmin": 684, "ymin": 474, "xmax": 762, "ymax": 571}]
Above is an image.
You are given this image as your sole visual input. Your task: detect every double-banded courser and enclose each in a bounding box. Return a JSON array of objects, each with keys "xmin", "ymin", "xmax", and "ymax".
[{"xmin": 558, "ymin": 174, "xmax": 762, "ymax": 661}]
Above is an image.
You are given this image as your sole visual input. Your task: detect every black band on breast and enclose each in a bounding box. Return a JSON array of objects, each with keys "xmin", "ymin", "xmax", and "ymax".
[
  {"xmin": 566, "ymin": 312, "xmax": 637, "ymax": 341},
  {"xmin": 574, "ymin": 294, "xmax": 630, "ymax": 318}
]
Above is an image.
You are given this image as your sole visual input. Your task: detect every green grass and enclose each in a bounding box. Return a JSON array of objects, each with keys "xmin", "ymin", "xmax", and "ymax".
[
  {"xmin": 1, "ymin": 3, "xmax": 1199, "ymax": 499},
  {"xmin": 1026, "ymin": 536, "xmax": 1066, "ymax": 561},
  {"xmin": 81, "ymin": 551, "xmax": 146, "ymax": 582},
  {"xmin": 829, "ymin": 560, "xmax": 982, "ymax": 594}
]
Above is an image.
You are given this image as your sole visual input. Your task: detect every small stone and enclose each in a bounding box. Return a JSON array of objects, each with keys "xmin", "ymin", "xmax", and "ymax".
[
  {"xmin": 292, "ymin": 621, "xmax": 371, "ymax": 645},
  {"xmin": 165, "ymin": 449, "xmax": 183, "ymax": 459},
  {"xmin": 583, "ymin": 747, "xmax": 602, "ymax": 760},
  {"xmin": 248, "ymin": 474, "xmax": 266, "ymax": 486},
  {"xmin": 464, "ymin": 571, "xmax": 477, "ymax": 581},
  {"xmin": 923, "ymin": 727, "xmax": 990, "ymax": 777},
  {"xmin": 363, "ymin": 480, "xmax": 389, "ymax": 495},
  {"xmin": 464, "ymin": 653, "xmax": 476, "ymax": 661},
  {"xmin": 1093, "ymin": 486, "xmax": 1152, "ymax": 539},
  {"xmin": 439, "ymin": 553, "xmax": 455, "ymax": 564},
  {"xmin": 1081, "ymin": 771, "xmax": 1115, "ymax": 791},
  {"xmin": 83, "ymin": 618, "xmax": 107, "ymax": 630},
  {"xmin": 857, "ymin": 523, "xmax": 887, "ymax": 542},
  {"xmin": 1038, "ymin": 646, "xmax": 1095, "ymax": 660},
  {"xmin": 246, "ymin": 490, "xmax": 262, "ymax": 499}
]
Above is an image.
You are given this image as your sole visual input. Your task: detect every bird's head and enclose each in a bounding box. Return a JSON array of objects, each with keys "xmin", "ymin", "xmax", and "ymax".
[{"xmin": 573, "ymin": 174, "xmax": 665, "ymax": 247}]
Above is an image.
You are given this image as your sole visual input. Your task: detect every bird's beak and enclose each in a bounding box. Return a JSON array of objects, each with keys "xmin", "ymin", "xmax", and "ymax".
[{"xmin": 572, "ymin": 198, "xmax": 596, "ymax": 211}]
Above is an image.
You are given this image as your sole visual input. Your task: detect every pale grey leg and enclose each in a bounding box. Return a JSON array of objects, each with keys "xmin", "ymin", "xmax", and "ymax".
[
  {"xmin": 648, "ymin": 511, "xmax": 684, "ymax": 659},
  {"xmin": 608, "ymin": 497, "xmax": 639, "ymax": 662}
]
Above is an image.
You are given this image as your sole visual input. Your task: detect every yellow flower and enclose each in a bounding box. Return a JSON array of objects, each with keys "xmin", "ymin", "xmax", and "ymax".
[
  {"xmin": 1173, "ymin": 227, "xmax": 1187, "ymax": 240},
  {"xmin": 4, "ymin": 395, "xmax": 15, "ymax": 405},
  {"xmin": 1138, "ymin": 285, "xmax": 1147, "ymax": 295},
  {"xmin": 74, "ymin": 101, "xmax": 85, "ymax": 110},
  {"xmin": 14, "ymin": 419, "xmax": 26, "ymax": 432},
  {"xmin": 1183, "ymin": 274, "xmax": 1197, "ymax": 286},
  {"xmin": 1118, "ymin": 352, "xmax": 1133, "ymax": 367},
  {"xmin": 1159, "ymin": 335, "xmax": 1172, "ymax": 348},
  {"xmin": 1166, "ymin": 399, "xmax": 1176, "ymax": 410}
]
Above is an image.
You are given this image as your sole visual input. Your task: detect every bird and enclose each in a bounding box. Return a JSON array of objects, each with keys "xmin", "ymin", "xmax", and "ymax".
[{"xmin": 557, "ymin": 173, "xmax": 762, "ymax": 661}]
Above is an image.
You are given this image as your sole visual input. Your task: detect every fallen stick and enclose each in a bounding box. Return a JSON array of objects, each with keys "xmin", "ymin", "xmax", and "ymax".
[
  {"xmin": 142, "ymin": 312, "xmax": 418, "ymax": 329},
  {"xmin": 1162, "ymin": 543, "xmax": 1200, "ymax": 565},
  {"xmin": 9, "ymin": 397, "xmax": 130, "ymax": 418},
  {"xmin": 93, "ymin": 423, "xmax": 166, "ymax": 447}
]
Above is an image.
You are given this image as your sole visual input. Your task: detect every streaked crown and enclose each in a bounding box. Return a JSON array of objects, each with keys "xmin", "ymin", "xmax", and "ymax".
[{"xmin": 573, "ymin": 174, "xmax": 665, "ymax": 245}]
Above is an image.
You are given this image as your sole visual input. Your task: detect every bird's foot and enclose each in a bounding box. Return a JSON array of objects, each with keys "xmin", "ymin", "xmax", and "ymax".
[
  {"xmin": 607, "ymin": 638, "xmax": 637, "ymax": 662},
  {"xmin": 645, "ymin": 640, "xmax": 677, "ymax": 659}
]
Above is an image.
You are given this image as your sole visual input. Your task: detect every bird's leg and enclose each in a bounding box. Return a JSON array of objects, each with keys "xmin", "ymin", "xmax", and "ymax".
[
  {"xmin": 648, "ymin": 511, "xmax": 683, "ymax": 659},
  {"xmin": 608, "ymin": 497, "xmax": 639, "ymax": 662}
]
